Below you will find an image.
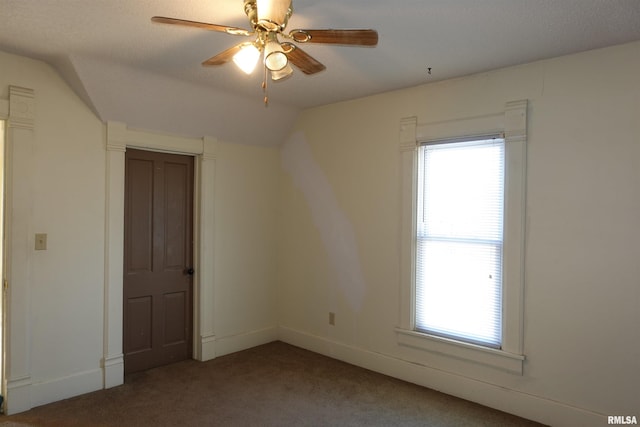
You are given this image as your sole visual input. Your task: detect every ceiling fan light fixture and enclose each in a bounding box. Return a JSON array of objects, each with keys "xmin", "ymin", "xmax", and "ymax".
[
  {"xmin": 233, "ymin": 43, "xmax": 261, "ymax": 74},
  {"xmin": 256, "ymin": 0, "xmax": 292, "ymax": 31},
  {"xmin": 264, "ymin": 35, "xmax": 288, "ymax": 71},
  {"xmin": 271, "ymin": 63, "xmax": 293, "ymax": 81},
  {"xmin": 152, "ymin": 0, "xmax": 379, "ymax": 103}
]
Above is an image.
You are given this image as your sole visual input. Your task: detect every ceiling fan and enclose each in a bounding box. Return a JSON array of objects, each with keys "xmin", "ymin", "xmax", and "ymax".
[{"xmin": 152, "ymin": 0, "xmax": 378, "ymax": 104}]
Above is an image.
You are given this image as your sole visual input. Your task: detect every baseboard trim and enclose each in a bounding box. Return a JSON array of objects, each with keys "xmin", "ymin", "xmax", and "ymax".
[
  {"xmin": 214, "ymin": 326, "xmax": 278, "ymax": 358},
  {"xmin": 198, "ymin": 333, "xmax": 217, "ymax": 361},
  {"xmin": 278, "ymin": 326, "xmax": 606, "ymax": 427},
  {"xmin": 5, "ymin": 375, "xmax": 32, "ymax": 415},
  {"xmin": 30, "ymin": 368, "xmax": 103, "ymax": 409},
  {"xmin": 103, "ymin": 353, "xmax": 124, "ymax": 389}
]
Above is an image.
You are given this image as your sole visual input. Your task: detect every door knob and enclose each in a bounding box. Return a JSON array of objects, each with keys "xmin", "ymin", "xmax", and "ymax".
[{"xmin": 186, "ymin": 268, "xmax": 195, "ymax": 276}]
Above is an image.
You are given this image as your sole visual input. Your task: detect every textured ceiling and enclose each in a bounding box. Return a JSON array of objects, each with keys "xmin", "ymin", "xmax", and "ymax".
[{"xmin": 1, "ymin": 0, "xmax": 640, "ymax": 146}]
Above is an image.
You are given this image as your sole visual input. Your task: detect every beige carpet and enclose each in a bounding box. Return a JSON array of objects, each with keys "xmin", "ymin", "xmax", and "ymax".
[{"xmin": 0, "ymin": 341, "xmax": 545, "ymax": 426}]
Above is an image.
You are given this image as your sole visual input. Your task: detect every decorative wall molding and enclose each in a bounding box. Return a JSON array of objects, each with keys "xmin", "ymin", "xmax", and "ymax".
[
  {"xmin": 214, "ymin": 327, "xmax": 278, "ymax": 358},
  {"xmin": 398, "ymin": 116, "xmax": 418, "ymax": 329},
  {"xmin": 202, "ymin": 136, "xmax": 218, "ymax": 161},
  {"xmin": 0, "ymin": 99, "xmax": 9, "ymax": 118},
  {"xmin": 397, "ymin": 100, "xmax": 528, "ymax": 372},
  {"xmin": 396, "ymin": 328, "xmax": 524, "ymax": 374},
  {"xmin": 399, "ymin": 116, "xmax": 417, "ymax": 152},
  {"xmin": 194, "ymin": 135, "xmax": 217, "ymax": 361},
  {"xmin": 504, "ymin": 100, "xmax": 528, "ymax": 142},
  {"xmin": 102, "ymin": 354, "xmax": 124, "ymax": 389},
  {"xmin": 8, "ymin": 86, "xmax": 35, "ymax": 129},
  {"xmin": 416, "ymin": 112, "xmax": 504, "ymax": 143},
  {"xmin": 103, "ymin": 122, "xmax": 126, "ymax": 389},
  {"xmin": 199, "ymin": 334, "xmax": 217, "ymax": 361},
  {"xmin": 3, "ymin": 85, "xmax": 36, "ymax": 415},
  {"xmin": 501, "ymin": 99, "xmax": 528, "ymax": 355},
  {"xmin": 5, "ymin": 376, "xmax": 32, "ymax": 414},
  {"xmin": 31, "ymin": 368, "xmax": 103, "ymax": 408},
  {"xmin": 106, "ymin": 122, "xmax": 127, "ymax": 152}
]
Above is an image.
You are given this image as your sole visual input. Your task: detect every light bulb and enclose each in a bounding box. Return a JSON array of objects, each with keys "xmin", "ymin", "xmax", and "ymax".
[{"xmin": 233, "ymin": 43, "xmax": 260, "ymax": 74}]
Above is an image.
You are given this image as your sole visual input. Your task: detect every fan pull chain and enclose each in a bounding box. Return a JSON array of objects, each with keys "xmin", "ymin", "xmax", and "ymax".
[{"xmin": 262, "ymin": 65, "xmax": 269, "ymax": 107}]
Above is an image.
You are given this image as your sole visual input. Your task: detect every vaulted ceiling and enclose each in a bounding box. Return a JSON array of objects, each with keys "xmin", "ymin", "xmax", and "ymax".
[{"xmin": 2, "ymin": 0, "xmax": 640, "ymax": 146}]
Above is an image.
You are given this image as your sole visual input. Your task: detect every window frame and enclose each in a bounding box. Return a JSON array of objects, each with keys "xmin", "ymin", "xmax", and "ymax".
[{"xmin": 396, "ymin": 101, "xmax": 528, "ymax": 375}]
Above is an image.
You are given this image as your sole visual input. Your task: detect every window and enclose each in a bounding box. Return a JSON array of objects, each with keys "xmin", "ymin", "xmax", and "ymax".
[
  {"xmin": 416, "ymin": 137, "xmax": 504, "ymax": 348},
  {"xmin": 397, "ymin": 101, "xmax": 527, "ymax": 374}
]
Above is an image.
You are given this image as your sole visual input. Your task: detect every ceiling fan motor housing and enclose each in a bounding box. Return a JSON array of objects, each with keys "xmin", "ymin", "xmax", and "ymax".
[{"xmin": 245, "ymin": 0, "xmax": 293, "ymax": 33}]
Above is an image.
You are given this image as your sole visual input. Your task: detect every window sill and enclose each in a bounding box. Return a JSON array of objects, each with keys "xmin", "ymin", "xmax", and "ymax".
[{"xmin": 395, "ymin": 328, "xmax": 525, "ymax": 375}]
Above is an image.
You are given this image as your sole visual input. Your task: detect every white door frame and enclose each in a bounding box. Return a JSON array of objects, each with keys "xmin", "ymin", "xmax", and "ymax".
[
  {"xmin": 2, "ymin": 86, "xmax": 36, "ymax": 414},
  {"xmin": 103, "ymin": 122, "xmax": 217, "ymax": 388}
]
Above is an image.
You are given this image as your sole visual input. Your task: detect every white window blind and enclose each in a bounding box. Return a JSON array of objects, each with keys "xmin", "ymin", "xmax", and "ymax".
[{"xmin": 415, "ymin": 137, "xmax": 505, "ymax": 348}]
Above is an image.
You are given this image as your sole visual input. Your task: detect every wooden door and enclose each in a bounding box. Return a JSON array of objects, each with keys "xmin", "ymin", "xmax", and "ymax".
[{"xmin": 123, "ymin": 149, "xmax": 194, "ymax": 374}]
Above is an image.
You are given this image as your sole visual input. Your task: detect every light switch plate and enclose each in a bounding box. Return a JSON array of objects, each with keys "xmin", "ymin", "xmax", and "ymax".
[{"xmin": 35, "ymin": 233, "xmax": 47, "ymax": 250}]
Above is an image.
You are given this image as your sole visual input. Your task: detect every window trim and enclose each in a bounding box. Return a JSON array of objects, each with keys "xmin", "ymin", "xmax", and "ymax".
[{"xmin": 396, "ymin": 101, "xmax": 527, "ymax": 375}]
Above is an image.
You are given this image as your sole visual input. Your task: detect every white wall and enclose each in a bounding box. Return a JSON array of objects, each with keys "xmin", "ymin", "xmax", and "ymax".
[
  {"xmin": 1, "ymin": 50, "xmax": 280, "ymax": 413},
  {"xmin": 1, "ymin": 50, "xmax": 106, "ymax": 410},
  {"xmin": 213, "ymin": 140, "xmax": 280, "ymax": 355},
  {"xmin": 277, "ymin": 41, "xmax": 640, "ymax": 426}
]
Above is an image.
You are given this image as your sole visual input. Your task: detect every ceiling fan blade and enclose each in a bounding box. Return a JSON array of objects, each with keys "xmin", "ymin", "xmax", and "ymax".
[
  {"xmin": 202, "ymin": 44, "xmax": 244, "ymax": 66},
  {"xmin": 151, "ymin": 16, "xmax": 252, "ymax": 36},
  {"xmin": 289, "ymin": 29, "xmax": 378, "ymax": 46},
  {"xmin": 282, "ymin": 43, "xmax": 326, "ymax": 75}
]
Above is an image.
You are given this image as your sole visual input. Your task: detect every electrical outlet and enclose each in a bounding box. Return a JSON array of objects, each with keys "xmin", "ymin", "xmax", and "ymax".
[{"xmin": 329, "ymin": 312, "xmax": 335, "ymax": 326}]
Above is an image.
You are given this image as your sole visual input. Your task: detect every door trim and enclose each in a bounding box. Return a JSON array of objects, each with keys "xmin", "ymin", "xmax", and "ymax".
[
  {"xmin": 2, "ymin": 86, "xmax": 36, "ymax": 414},
  {"xmin": 104, "ymin": 121, "xmax": 217, "ymax": 388}
]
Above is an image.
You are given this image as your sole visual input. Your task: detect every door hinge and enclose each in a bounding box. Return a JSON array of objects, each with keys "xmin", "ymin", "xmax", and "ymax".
[{"xmin": 3, "ymin": 279, "xmax": 7, "ymax": 290}]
